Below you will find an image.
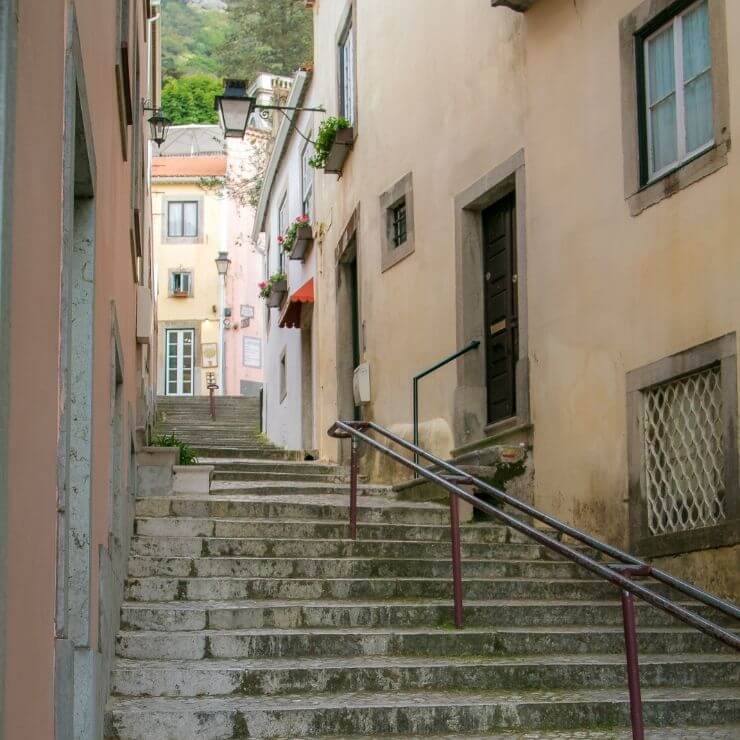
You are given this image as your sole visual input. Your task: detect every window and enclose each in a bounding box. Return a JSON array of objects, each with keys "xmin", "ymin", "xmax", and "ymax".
[
  {"xmin": 279, "ymin": 350, "xmax": 288, "ymax": 402},
  {"xmin": 278, "ymin": 194, "xmax": 288, "ymax": 272},
  {"xmin": 619, "ymin": 0, "xmax": 729, "ymax": 215},
  {"xmin": 391, "ymin": 199, "xmax": 407, "ymax": 248},
  {"xmin": 170, "ymin": 271, "xmax": 192, "ymax": 296},
  {"xmin": 167, "ymin": 201, "xmax": 199, "ymax": 238},
  {"xmin": 301, "ymin": 141, "xmax": 314, "ymax": 217},
  {"xmin": 643, "ymin": 0, "xmax": 713, "ymax": 180},
  {"xmin": 338, "ymin": 17, "xmax": 355, "ymax": 124},
  {"xmin": 626, "ymin": 333, "xmax": 738, "ymax": 557},
  {"xmin": 380, "ymin": 173, "xmax": 415, "ymax": 271}
]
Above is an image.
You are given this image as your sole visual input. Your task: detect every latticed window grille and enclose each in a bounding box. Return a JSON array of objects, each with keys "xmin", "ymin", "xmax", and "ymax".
[{"xmin": 643, "ymin": 365, "xmax": 725, "ymax": 536}]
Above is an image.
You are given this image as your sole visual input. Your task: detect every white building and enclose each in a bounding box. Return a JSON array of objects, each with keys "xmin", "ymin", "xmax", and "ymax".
[{"xmin": 253, "ymin": 71, "xmax": 318, "ymax": 451}]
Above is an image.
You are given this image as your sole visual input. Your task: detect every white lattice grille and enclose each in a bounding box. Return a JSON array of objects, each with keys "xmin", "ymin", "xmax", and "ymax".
[{"xmin": 643, "ymin": 365, "xmax": 725, "ymax": 536}]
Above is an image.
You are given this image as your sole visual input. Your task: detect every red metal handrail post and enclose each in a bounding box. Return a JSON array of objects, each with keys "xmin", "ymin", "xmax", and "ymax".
[
  {"xmin": 621, "ymin": 589, "xmax": 645, "ymax": 740},
  {"xmin": 349, "ymin": 436, "xmax": 359, "ymax": 540},
  {"xmin": 449, "ymin": 492, "xmax": 464, "ymax": 629}
]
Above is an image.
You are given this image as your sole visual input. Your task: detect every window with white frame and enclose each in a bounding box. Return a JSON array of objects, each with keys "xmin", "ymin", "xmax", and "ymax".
[
  {"xmin": 278, "ymin": 194, "xmax": 288, "ymax": 272},
  {"xmin": 167, "ymin": 200, "xmax": 199, "ymax": 238},
  {"xmin": 338, "ymin": 17, "xmax": 355, "ymax": 124},
  {"xmin": 301, "ymin": 141, "xmax": 314, "ymax": 217},
  {"xmin": 643, "ymin": 0, "xmax": 713, "ymax": 181},
  {"xmin": 170, "ymin": 270, "xmax": 192, "ymax": 296}
]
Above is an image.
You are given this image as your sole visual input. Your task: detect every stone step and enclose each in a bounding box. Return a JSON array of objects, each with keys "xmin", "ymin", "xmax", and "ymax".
[
  {"xmin": 105, "ymin": 687, "xmax": 740, "ymax": 739},
  {"xmin": 115, "ymin": 626, "xmax": 737, "ymax": 661},
  {"xmin": 124, "ymin": 576, "xmax": 676, "ymax": 604},
  {"xmin": 201, "ymin": 459, "xmax": 344, "ymax": 475},
  {"xmin": 110, "ymin": 653, "xmax": 740, "ymax": 698},
  {"xmin": 328, "ymin": 728, "xmax": 740, "ymax": 740},
  {"xmin": 127, "ymin": 556, "xmax": 589, "ymax": 580},
  {"xmin": 213, "ymin": 470, "xmax": 345, "ymax": 483},
  {"xmin": 120, "ymin": 598, "xmax": 733, "ymax": 632},
  {"xmin": 208, "ymin": 483, "xmax": 392, "ymax": 498},
  {"xmin": 192, "ymin": 446, "xmax": 305, "ymax": 460},
  {"xmin": 133, "ymin": 517, "xmax": 530, "ymax": 543},
  {"xmin": 130, "ymin": 535, "xmax": 550, "ymax": 560},
  {"xmin": 135, "ymin": 496, "xmax": 450, "ymax": 526}
]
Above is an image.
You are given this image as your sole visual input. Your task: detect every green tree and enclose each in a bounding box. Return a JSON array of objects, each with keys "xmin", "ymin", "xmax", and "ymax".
[
  {"xmin": 161, "ymin": 74, "xmax": 223, "ymax": 124},
  {"xmin": 217, "ymin": 0, "xmax": 313, "ymax": 82},
  {"xmin": 161, "ymin": 0, "xmax": 229, "ymax": 81}
]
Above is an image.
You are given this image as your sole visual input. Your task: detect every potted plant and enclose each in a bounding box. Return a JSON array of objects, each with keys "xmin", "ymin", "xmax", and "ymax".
[
  {"xmin": 152, "ymin": 433, "xmax": 214, "ymax": 495},
  {"xmin": 309, "ymin": 116, "xmax": 353, "ymax": 175},
  {"xmin": 280, "ymin": 215, "xmax": 313, "ymax": 261},
  {"xmin": 259, "ymin": 272, "xmax": 288, "ymax": 308}
]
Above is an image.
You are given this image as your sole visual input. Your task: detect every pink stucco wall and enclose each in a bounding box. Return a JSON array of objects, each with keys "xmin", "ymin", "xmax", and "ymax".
[
  {"xmin": 4, "ymin": 0, "xmax": 155, "ymax": 735},
  {"xmin": 223, "ymin": 135, "xmax": 266, "ymax": 396}
]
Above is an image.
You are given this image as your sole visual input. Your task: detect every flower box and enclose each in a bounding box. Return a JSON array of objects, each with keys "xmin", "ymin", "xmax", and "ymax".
[
  {"xmin": 324, "ymin": 127, "xmax": 354, "ymax": 175},
  {"xmin": 267, "ymin": 279, "xmax": 288, "ymax": 308},
  {"xmin": 289, "ymin": 224, "xmax": 314, "ymax": 261},
  {"xmin": 173, "ymin": 464, "xmax": 214, "ymax": 495}
]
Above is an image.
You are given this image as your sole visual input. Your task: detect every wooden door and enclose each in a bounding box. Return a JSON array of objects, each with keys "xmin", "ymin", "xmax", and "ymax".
[{"xmin": 482, "ymin": 193, "xmax": 518, "ymax": 424}]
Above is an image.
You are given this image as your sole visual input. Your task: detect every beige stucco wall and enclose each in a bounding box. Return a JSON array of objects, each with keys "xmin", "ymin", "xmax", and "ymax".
[
  {"xmin": 312, "ymin": 0, "xmax": 526, "ymax": 465},
  {"xmin": 310, "ymin": 0, "xmax": 739, "ymax": 593},
  {"xmin": 4, "ymin": 0, "xmax": 156, "ymax": 735}
]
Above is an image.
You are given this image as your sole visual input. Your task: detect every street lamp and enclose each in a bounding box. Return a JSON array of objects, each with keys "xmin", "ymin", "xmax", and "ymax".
[
  {"xmin": 215, "ymin": 251, "xmax": 231, "ymax": 395},
  {"xmin": 215, "ymin": 79, "xmax": 326, "ymax": 138},
  {"xmin": 147, "ymin": 109, "xmax": 172, "ymax": 147}
]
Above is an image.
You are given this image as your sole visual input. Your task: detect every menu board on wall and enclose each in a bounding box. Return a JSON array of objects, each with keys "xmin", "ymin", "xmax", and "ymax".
[{"xmin": 242, "ymin": 336, "xmax": 262, "ymax": 368}]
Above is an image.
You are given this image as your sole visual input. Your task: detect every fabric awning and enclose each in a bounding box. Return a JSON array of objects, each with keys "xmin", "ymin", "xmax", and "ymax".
[{"xmin": 278, "ymin": 278, "xmax": 315, "ymax": 329}]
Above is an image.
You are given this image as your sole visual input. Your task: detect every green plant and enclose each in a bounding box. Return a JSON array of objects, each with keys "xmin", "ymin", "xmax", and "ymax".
[
  {"xmin": 153, "ymin": 433, "xmax": 198, "ymax": 466},
  {"xmin": 161, "ymin": 74, "xmax": 224, "ymax": 125},
  {"xmin": 279, "ymin": 215, "xmax": 311, "ymax": 254},
  {"xmin": 309, "ymin": 117, "xmax": 351, "ymax": 169},
  {"xmin": 258, "ymin": 272, "xmax": 288, "ymax": 300}
]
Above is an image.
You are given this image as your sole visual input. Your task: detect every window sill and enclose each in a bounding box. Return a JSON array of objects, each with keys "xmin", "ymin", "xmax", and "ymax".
[
  {"xmin": 627, "ymin": 141, "xmax": 728, "ymax": 216},
  {"xmin": 634, "ymin": 518, "xmax": 739, "ymax": 558}
]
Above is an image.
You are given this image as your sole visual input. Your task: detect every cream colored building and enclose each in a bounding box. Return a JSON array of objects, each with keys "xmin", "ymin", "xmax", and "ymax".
[
  {"xmin": 153, "ymin": 127, "xmax": 267, "ymax": 398},
  {"xmin": 293, "ymin": 0, "xmax": 739, "ymax": 598}
]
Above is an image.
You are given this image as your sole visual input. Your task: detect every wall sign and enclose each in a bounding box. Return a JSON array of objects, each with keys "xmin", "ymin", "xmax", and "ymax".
[
  {"xmin": 202, "ymin": 342, "xmax": 218, "ymax": 368},
  {"xmin": 243, "ymin": 336, "xmax": 262, "ymax": 368}
]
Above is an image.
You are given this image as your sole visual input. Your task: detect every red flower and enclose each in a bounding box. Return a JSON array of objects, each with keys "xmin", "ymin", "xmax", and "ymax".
[{"xmin": 258, "ymin": 281, "xmax": 267, "ymax": 289}]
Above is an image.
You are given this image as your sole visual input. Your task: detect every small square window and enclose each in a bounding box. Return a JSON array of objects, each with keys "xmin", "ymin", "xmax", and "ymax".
[
  {"xmin": 170, "ymin": 271, "xmax": 192, "ymax": 296},
  {"xmin": 391, "ymin": 199, "xmax": 407, "ymax": 248}
]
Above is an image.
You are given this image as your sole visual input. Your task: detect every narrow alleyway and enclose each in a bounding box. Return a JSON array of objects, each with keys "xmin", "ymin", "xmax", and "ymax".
[{"xmin": 103, "ymin": 402, "xmax": 739, "ymax": 738}]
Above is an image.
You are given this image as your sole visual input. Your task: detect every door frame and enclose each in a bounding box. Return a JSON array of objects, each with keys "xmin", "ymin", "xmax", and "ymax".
[
  {"xmin": 453, "ymin": 149, "xmax": 530, "ymax": 448},
  {"xmin": 165, "ymin": 327, "xmax": 196, "ymax": 396}
]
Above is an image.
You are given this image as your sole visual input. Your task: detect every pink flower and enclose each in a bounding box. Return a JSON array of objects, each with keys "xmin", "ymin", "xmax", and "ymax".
[
  {"xmin": 299, "ymin": 215, "xmax": 309, "ymax": 223},
  {"xmin": 258, "ymin": 281, "xmax": 267, "ymax": 289},
  {"xmin": 277, "ymin": 235, "xmax": 284, "ymax": 244}
]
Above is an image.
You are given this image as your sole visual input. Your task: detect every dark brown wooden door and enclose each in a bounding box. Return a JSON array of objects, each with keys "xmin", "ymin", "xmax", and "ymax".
[{"xmin": 482, "ymin": 193, "xmax": 518, "ymax": 424}]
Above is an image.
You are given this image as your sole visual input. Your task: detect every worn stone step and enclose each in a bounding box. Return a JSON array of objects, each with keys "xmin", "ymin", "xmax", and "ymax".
[
  {"xmin": 329, "ymin": 728, "xmax": 740, "ymax": 740},
  {"xmin": 134, "ymin": 517, "xmax": 530, "ymax": 544},
  {"xmin": 130, "ymin": 535, "xmax": 549, "ymax": 560},
  {"xmin": 110, "ymin": 653, "xmax": 740, "ymax": 698},
  {"xmin": 120, "ymin": 598, "xmax": 732, "ymax": 632},
  {"xmin": 115, "ymin": 626, "xmax": 736, "ymax": 661},
  {"xmin": 104, "ymin": 687, "xmax": 740, "ymax": 739},
  {"xmin": 213, "ymin": 470, "xmax": 345, "ymax": 483},
  {"xmin": 202, "ymin": 459, "xmax": 343, "ymax": 475},
  {"xmin": 193, "ymin": 446, "xmax": 305, "ymax": 460},
  {"xmin": 128, "ymin": 574, "xmax": 664, "ymax": 603},
  {"xmin": 135, "ymin": 496, "xmax": 449, "ymax": 526},
  {"xmin": 127, "ymin": 556, "xmax": 589, "ymax": 580}
]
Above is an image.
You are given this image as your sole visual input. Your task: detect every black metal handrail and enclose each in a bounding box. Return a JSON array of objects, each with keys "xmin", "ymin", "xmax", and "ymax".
[
  {"xmin": 328, "ymin": 419, "xmax": 739, "ymax": 739},
  {"xmin": 412, "ymin": 340, "xmax": 480, "ymax": 464}
]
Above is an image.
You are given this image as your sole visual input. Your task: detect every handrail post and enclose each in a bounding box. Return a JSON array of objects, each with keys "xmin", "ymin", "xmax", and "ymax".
[
  {"xmin": 412, "ymin": 377, "xmax": 419, "ymax": 466},
  {"xmin": 349, "ymin": 435, "xmax": 359, "ymax": 540},
  {"xmin": 621, "ymin": 589, "xmax": 645, "ymax": 740},
  {"xmin": 449, "ymin": 492, "xmax": 464, "ymax": 629}
]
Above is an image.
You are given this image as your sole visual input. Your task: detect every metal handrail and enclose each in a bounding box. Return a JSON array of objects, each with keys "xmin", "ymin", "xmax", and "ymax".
[
  {"xmin": 328, "ymin": 419, "xmax": 740, "ymax": 738},
  {"xmin": 412, "ymin": 340, "xmax": 480, "ymax": 464}
]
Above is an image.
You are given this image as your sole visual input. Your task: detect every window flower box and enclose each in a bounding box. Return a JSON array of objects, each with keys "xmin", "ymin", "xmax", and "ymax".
[
  {"xmin": 290, "ymin": 224, "xmax": 314, "ymax": 261},
  {"xmin": 324, "ymin": 127, "xmax": 354, "ymax": 175},
  {"xmin": 259, "ymin": 273, "xmax": 288, "ymax": 308}
]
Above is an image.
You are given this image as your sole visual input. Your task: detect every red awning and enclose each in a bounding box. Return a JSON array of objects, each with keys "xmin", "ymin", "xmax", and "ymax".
[{"xmin": 278, "ymin": 278, "xmax": 315, "ymax": 329}]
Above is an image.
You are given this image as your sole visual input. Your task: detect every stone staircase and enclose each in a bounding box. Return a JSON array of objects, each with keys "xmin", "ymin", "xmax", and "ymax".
[{"xmin": 105, "ymin": 406, "xmax": 740, "ymax": 738}]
